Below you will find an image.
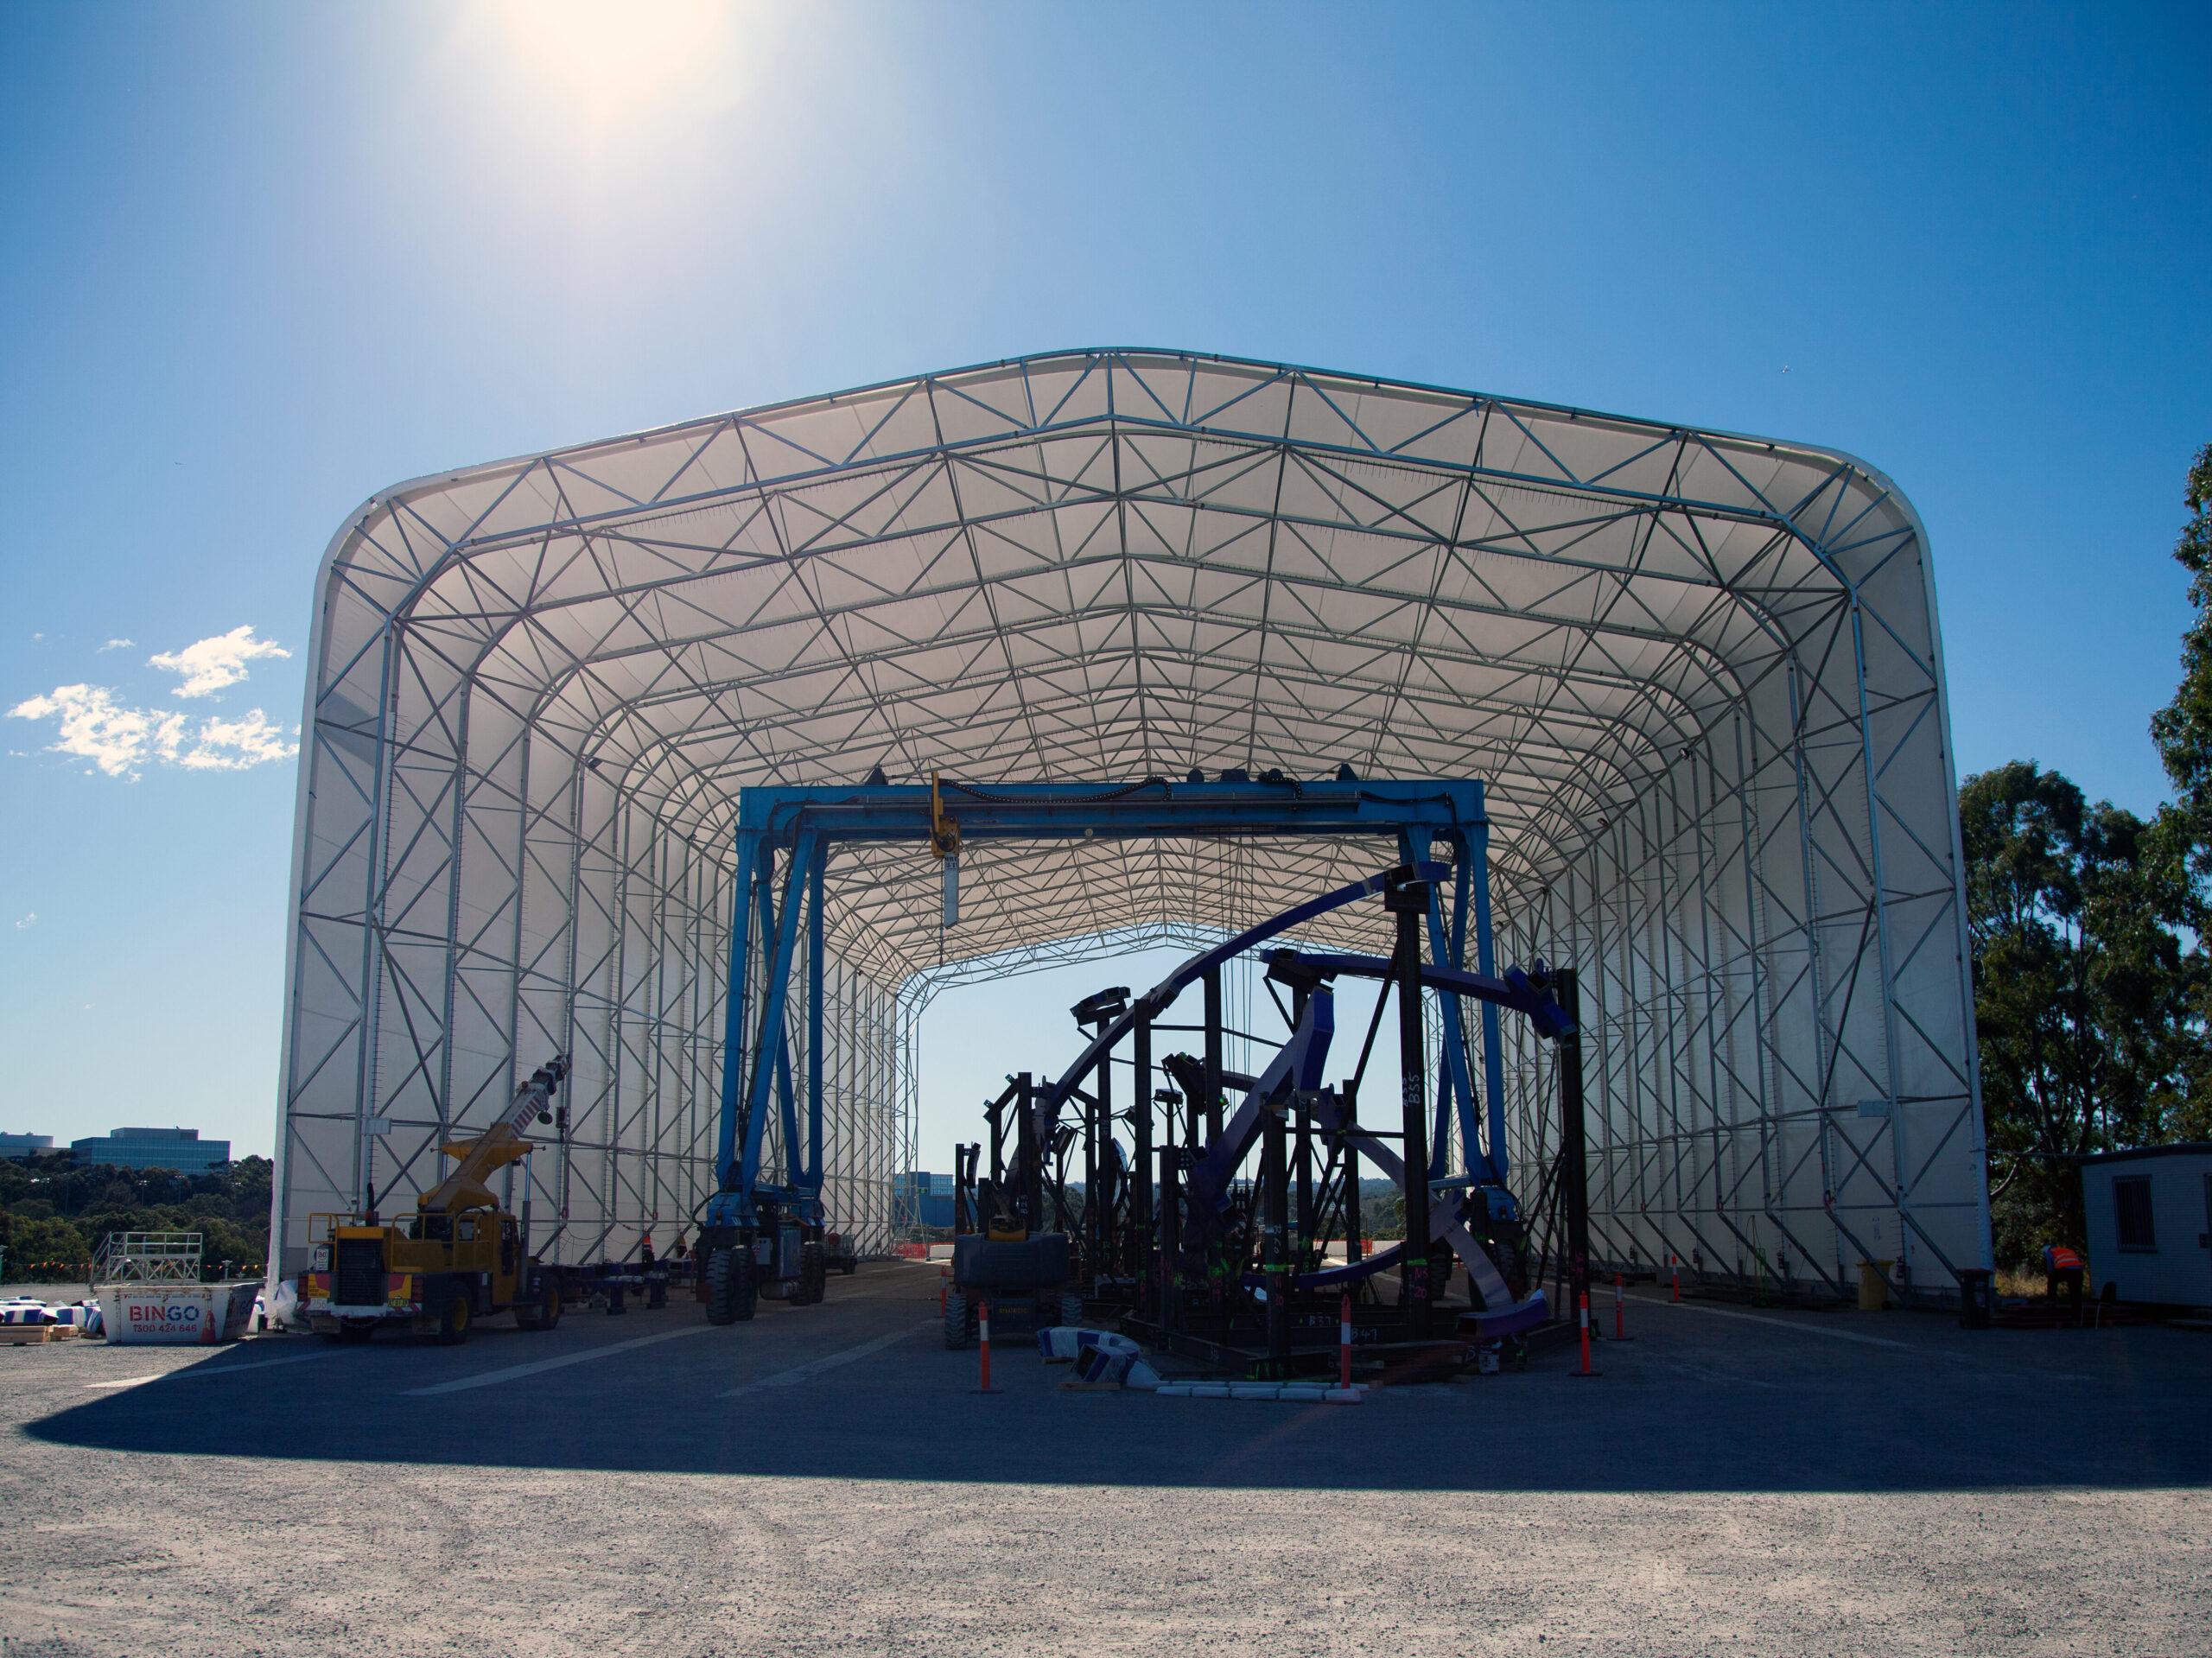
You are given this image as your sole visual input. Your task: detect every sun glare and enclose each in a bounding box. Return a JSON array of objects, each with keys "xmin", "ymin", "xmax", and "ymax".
[{"xmin": 493, "ymin": 0, "xmax": 753, "ymax": 125}]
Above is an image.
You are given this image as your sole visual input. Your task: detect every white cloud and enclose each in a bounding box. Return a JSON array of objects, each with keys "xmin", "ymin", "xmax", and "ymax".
[
  {"xmin": 175, "ymin": 708, "xmax": 296, "ymax": 771},
  {"xmin": 98, "ymin": 638, "xmax": 134, "ymax": 652},
  {"xmin": 14, "ymin": 912, "xmax": 34, "ymax": 931},
  {"xmin": 9, "ymin": 685, "xmax": 184, "ymax": 778},
  {"xmin": 6, "ymin": 683, "xmax": 297, "ymax": 779},
  {"xmin": 149, "ymin": 625, "xmax": 289, "ymax": 698}
]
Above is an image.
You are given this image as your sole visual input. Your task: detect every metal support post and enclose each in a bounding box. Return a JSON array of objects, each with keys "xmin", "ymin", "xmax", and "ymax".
[
  {"xmin": 737, "ymin": 830, "xmax": 816, "ymax": 1200},
  {"xmin": 1557, "ymin": 968, "xmax": 1592, "ymax": 1320},
  {"xmin": 1291, "ymin": 982, "xmax": 1313, "ymax": 1263},
  {"xmin": 1262, "ymin": 1097, "xmax": 1289, "ymax": 1360},
  {"xmin": 1159, "ymin": 1141, "xmax": 1180, "ymax": 1333},
  {"xmin": 1389, "ymin": 871, "xmax": 1432, "ymax": 1339},
  {"xmin": 1402, "ymin": 827, "xmax": 1478, "ymax": 1183},
  {"xmin": 1341, "ymin": 1078, "xmax": 1362, "ymax": 1275},
  {"xmin": 1132, "ymin": 1008, "xmax": 1153, "ymax": 1287},
  {"xmin": 1084, "ymin": 1046, "xmax": 1102, "ymax": 1271},
  {"xmin": 1294, "ymin": 1109, "xmax": 1313, "ymax": 1268},
  {"xmin": 1095, "ymin": 1032, "xmax": 1112, "ymax": 1280},
  {"xmin": 1471, "ymin": 813, "xmax": 1506, "ymax": 1185},
  {"xmin": 714, "ymin": 829, "xmax": 762, "ymax": 1191},
  {"xmin": 1015, "ymin": 1071, "xmax": 1039, "ymax": 1234},
  {"xmin": 1203, "ymin": 966, "xmax": 1224, "ymax": 1147},
  {"xmin": 805, "ymin": 835, "xmax": 825, "ymax": 1197}
]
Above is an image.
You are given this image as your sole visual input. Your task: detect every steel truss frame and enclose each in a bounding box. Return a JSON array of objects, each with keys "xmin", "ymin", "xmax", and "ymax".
[{"xmin": 271, "ymin": 347, "xmax": 1990, "ymax": 1301}]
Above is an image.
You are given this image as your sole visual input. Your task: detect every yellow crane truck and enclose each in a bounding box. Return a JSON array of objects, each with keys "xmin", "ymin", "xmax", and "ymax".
[{"xmin": 300, "ymin": 1059, "xmax": 569, "ymax": 1344}]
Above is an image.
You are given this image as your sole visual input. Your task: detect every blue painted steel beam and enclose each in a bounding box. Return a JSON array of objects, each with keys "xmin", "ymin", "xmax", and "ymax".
[
  {"xmin": 736, "ymin": 828, "xmax": 816, "ymax": 1205},
  {"xmin": 750, "ymin": 848, "xmax": 803, "ymax": 1197},
  {"xmin": 714, "ymin": 828, "xmax": 762, "ymax": 1191},
  {"xmin": 1396, "ymin": 825, "xmax": 1480, "ymax": 1185},
  {"xmin": 806, "ymin": 835, "xmax": 825, "ymax": 1196},
  {"xmin": 734, "ymin": 777, "xmax": 1485, "ymax": 848}
]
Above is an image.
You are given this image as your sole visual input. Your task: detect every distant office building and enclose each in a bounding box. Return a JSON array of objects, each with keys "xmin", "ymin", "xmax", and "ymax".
[
  {"xmin": 0, "ymin": 1132, "xmax": 53, "ymax": 1161},
  {"xmin": 894, "ymin": 1171, "xmax": 956, "ymax": 1229},
  {"xmin": 69, "ymin": 1127, "xmax": 231, "ymax": 1173}
]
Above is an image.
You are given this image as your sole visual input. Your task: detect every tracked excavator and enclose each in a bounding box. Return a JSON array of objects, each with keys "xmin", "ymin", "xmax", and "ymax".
[{"xmin": 300, "ymin": 1059, "xmax": 569, "ymax": 1344}]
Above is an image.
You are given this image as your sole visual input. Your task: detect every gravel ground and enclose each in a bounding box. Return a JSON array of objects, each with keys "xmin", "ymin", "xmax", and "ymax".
[{"xmin": 2, "ymin": 1264, "xmax": 2206, "ymax": 1657}]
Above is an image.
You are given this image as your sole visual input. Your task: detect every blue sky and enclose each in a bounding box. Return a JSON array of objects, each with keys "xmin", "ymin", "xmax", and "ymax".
[{"xmin": 1, "ymin": 3, "xmax": 2205, "ymax": 1165}]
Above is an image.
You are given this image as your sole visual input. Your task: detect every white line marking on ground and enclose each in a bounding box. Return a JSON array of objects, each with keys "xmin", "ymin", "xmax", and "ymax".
[
  {"xmin": 400, "ymin": 1323, "xmax": 718, "ymax": 1396},
  {"xmin": 1626, "ymin": 1296, "xmax": 2103, "ymax": 1382},
  {"xmin": 1653, "ymin": 1358, "xmax": 1784, "ymax": 1391},
  {"xmin": 1628, "ymin": 1295, "xmax": 1921, "ymax": 1350},
  {"xmin": 716, "ymin": 1321, "xmax": 934, "ymax": 1399},
  {"xmin": 82, "ymin": 1350, "xmax": 339, "ymax": 1388}
]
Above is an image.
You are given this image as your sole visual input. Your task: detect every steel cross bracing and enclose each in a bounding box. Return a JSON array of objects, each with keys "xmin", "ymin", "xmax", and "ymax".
[{"xmin": 271, "ymin": 347, "xmax": 1991, "ymax": 1305}]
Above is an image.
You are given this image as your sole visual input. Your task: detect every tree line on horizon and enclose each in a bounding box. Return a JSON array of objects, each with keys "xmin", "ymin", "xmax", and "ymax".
[
  {"xmin": 1969, "ymin": 442, "xmax": 2212, "ymax": 1266},
  {"xmin": 0, "ymin": 1154, "xmax": 271, "ymax": 1284}
]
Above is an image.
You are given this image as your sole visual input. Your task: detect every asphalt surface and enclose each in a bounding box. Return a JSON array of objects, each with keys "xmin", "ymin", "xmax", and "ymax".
[{"xmin": 2, "ymin": 1262, "xmax": 2207, "ymax": 1655}]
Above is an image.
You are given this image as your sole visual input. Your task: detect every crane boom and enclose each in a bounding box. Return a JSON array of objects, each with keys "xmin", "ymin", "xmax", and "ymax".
[{"xmin": 418, "ymin": 1058, "xmax": 567, "ymax": 1215}]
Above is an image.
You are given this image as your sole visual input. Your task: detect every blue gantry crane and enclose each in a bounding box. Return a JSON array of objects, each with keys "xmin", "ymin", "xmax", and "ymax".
[{"xmin": 692, "ymin": 772, "xmax": 1583, "ymax": 1377}]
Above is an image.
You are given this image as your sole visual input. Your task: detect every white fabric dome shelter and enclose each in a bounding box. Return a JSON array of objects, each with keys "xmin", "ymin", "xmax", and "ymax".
[{"xmin": 271, "ymin": 348, "xmax": 1993, "ymax": 1298}]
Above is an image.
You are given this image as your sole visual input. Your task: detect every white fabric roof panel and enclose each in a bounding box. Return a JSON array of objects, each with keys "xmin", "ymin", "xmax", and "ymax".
[{"xmin": 272, "ymin": 348, "xmax": 1993, "ymax": 1296}]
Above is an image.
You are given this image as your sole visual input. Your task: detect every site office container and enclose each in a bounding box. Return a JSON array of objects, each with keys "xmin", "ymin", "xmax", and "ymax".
[{"xmin": 2079, "ymin": 1144, "xmax": 2212, "ymax": 1307}]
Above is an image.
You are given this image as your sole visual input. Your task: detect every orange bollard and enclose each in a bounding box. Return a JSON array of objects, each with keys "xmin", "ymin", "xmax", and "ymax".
[
  {"xmin": 1572, "ymin": 1290, "xmax": 1600, "ymax": 1377},
  {"xmin": 1615, "ymin": 1271, "xmax": 1626, "ymax": 1340},
  {"xmin": 1671, "ymin": 1255, "xmax": 1681, "ymax": 1303},
  {"xmin": 1339, "ymin": 1291, "xmax": 1352, "ymax": 1389},
  {"xmin": 939, "ymin": 1266, "xmax": 947, "ymax": 1316},
  {"xmin": 976, "ymin": 1299, "xmax": 995, "ymax": 1393}
]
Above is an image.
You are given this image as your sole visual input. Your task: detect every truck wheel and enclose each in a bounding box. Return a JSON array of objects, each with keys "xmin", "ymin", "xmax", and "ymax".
[
  {"xmin": 944, "ymin": 1288, "xmax": 971, "ymax": 1350},
  {"xmin": 839, "ymin": 1258, "xmax": 857, "ymax": 1275},
  {"xmin": 732, "ymin": 1248, "xmax": 758, "ymax": 1321},
  {"xmin": 517, "ymin": 1278, "xmax": 560, "ymax": 1331},
  {"xmin": 707, "ymin": 1247, "xmax": 760, "ymax": 1324},
  {"xmin": 798, "ymin": 1242, "xmax": 825, "ymax": 1305},
  {"xmin": 705, "ymin": 1247, "xmax": 739, "ymax": 1324},
  {"xmin": 436, "ymin": 1289, "xmax": 473, "ymax": 1346}
]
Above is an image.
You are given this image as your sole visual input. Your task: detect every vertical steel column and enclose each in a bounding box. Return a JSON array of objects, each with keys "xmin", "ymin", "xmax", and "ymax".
[
  {"xmin": 1471, "ymin": 805, "xmax": 1506, "ymax": 1184},
  {"xmin": 1291, "ymin": 981, "xmax": 1313, "ymax": 1260},
  {"xmin": 806, "ymin": 835, "xmax": 825, "ymax": 1196},
  {"xmin": 1159, "ymin": 1140, "xmax": 1180, "ymax": 1332},
  {"xmin": 1132, "ymin": 1008, "xmax": 1153, "ymax": 1285},
  {"xmin": 1015, "ymin": 1071, "xmax": 1039, "ymax": 1234},
  {"xmin": 1558, "ymin": 967, "xmax": 1592, "ymax": 1318},
  {"xmin": 1389, "ymin": 873, "xmax": 1431, "ymax": 1339},
  {"xmin": 1262, "ymin": 1098, "xmax": 1289, "ymax": 1360},
  {"xmin": 743, "ymin": 852, "xmax": 797, "ymax": 1186},
  {"xmin": 1203, "ymin": 967, "xmax": 1224, "ymax": 1147},
  {"xmin": 737, "ymin": 829, "xmax": 815, "ymax": 1197},
  {"xmin": 1294, "ymin": 1109, "xmax": 1314, "ymax": 1265},
  {"xmin": 1093, "ymin": 1032, "xmax": 1112, "ymax": 1280},
  {"xmin": 714, "ymin": 828, "xmax": 761, "ymax": 1188},
  {"xmin": 1340, "ymin": 1077, "xmax": 1363, "ymax": 1277},
  {"xmin": 1403, "ymin": 827, "xmax": 1478, "ymax": 1179}
]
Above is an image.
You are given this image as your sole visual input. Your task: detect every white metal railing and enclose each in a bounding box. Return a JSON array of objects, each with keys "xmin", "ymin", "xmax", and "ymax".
[{"xmin": 92, "ymin": 1231, "xmax": 203, "ymax": 1285}]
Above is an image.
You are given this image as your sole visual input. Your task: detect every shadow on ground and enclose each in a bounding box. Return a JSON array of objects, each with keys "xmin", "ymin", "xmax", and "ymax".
[{"xmin": 18, "ymin": 1268, "xmax": 2211, "ymax": 1494}]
